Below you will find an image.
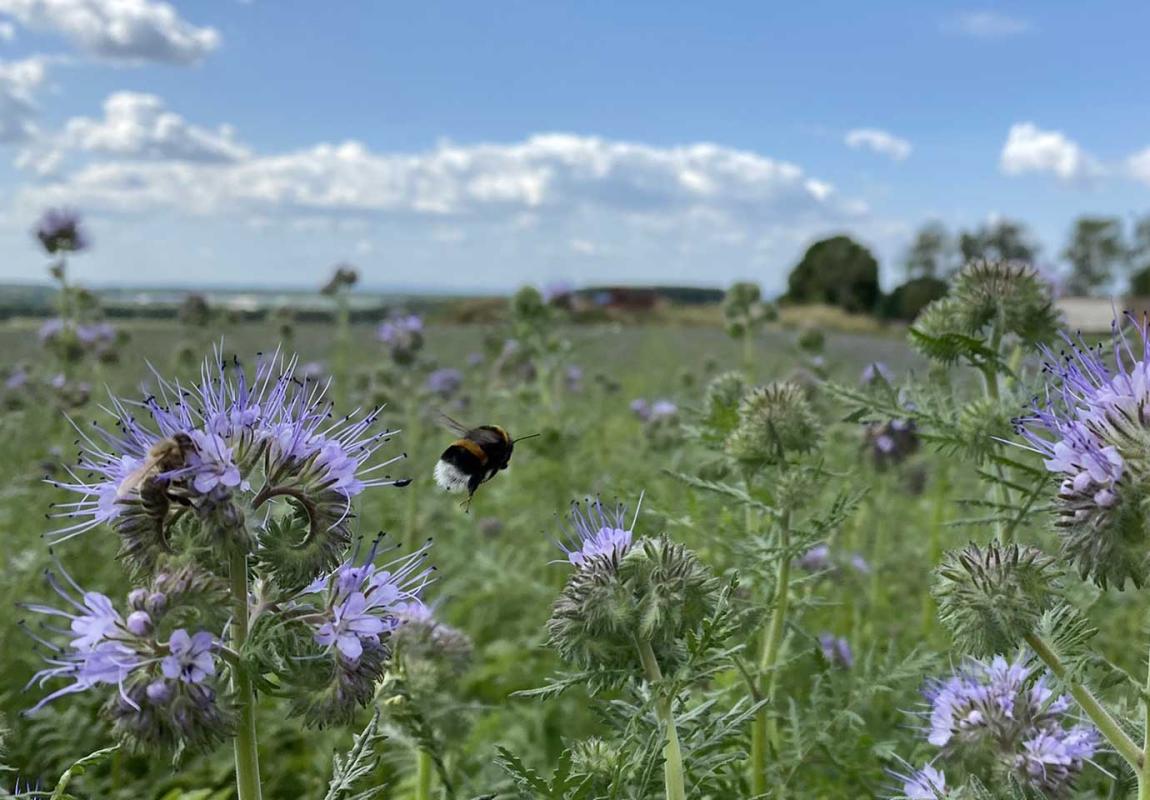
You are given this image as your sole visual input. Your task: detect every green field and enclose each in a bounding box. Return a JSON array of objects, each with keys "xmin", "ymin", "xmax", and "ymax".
[{"xmin": 0, "ymin": 302, "xmax": 1141, "ymax": 799}]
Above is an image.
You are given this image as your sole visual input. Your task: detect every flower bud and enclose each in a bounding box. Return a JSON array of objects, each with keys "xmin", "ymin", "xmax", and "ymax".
[
  {"xmin": 146, "ymin": 679, "xmax": 172, "ymax": 705},
  {"xmin": 126, "ymin": 610, "xmax": 152, "ymax": 636},
  {"xmin": 933, "ymin": 542, "xmax": 1060, "ymax": 656},
  {"xmin": 127, "ymin": 588, "xmax": 148, "ymax": 610},
  {"xmin": 146, "ymin": 592, "xmax": 167, "ymax": 616},
  {"xmin": 725, "ymin": 381, "xmax": 821, "ymax": 467}
]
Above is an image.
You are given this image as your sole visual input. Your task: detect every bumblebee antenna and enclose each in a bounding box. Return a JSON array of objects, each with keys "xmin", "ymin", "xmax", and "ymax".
[{"xmin": 512, "ymin": 432, "xmax": 542, "ymax": 443}]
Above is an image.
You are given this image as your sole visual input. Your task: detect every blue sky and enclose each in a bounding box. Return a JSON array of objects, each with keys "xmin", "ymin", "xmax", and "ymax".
[{"xmin": 0, "ymin": 0, "xmax": 1147, "ymax": 294}]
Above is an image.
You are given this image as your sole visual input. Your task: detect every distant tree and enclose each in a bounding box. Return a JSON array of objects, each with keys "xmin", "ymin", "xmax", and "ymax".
[
  {"xmin": 904, "ymin": 221, "xmax": 955, "ymax": 279},
  {"xmin": 958, "ymin": 219, "xmax": 1038, "ymax": 264},
  {"xmin": 1062, "ymin": 216, "xmax": 1127, "ymax": 296},
  {"xmin": 1128, "ymin": 216, "xmax": 1150, "ymax": 294},
  {"xmin": 786, "ymin": 235, "xmax": 881, "ymax": 314},
  {"xmin": 880, "ymin": 276, "xmax": 948, "ymax": 322}
]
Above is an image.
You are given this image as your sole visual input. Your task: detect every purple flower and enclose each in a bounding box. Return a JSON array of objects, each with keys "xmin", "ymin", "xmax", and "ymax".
[
  {"xmin": 38, "ymin": 318, "xmax": 66, "ymax": 342},
  {"xmin": 850, "ymin": 553, "xmax": 871, "ymax": 575},
  {"xmin": 425, "ymin": 368, "xmax": 463, "ymax": 399},
  {"xmin": 35, "ymin": 208, "xmax": 88, "ymax": 254},
  {"xmin": 630, "ymin": 398, "xmax": 652, "ymax": 421},
  {"xmin": 47, "ymin": 347, "xmax": 406, "ymax": 542},
  {"xmin": 556, "ymin": 497, "xmax": 635, "ymax": 568},
  {"xmin": 1014, "ymin": 726, "xmax": 1097, "ymax": 794},
  {"xmin": 818, "ymin": 633, "xmax": 853, "ymax": 668},
  {"xmin": 467, "ymin": 352, "xmax": 485, "ymax": 367},
  {"xmin": 76, "ymin": 322, "xmax": 115, "ymax": 345},
  {"xmin": 21, "ymin": 567, "xmax": 148, "ymax": 713},
  {"xmin": 796, "ymin": 544, "xmax": 831, "ymax": 572},
  {"xmin": 565, "ymin": 365, "xmax": 584, "ymax": 392},
  {"xmin": 161, "ymin": 630, "xmax": 217, "ymax": 684},
  {"xmin": 861, "ymin": 361, "xmax": 894, "ymax": 386},
  {"xmin": 302, "ymin": 539, "xmax": 431, "ymax": 665},
  {"xmin": 376, "ymin": 314, "xmax": 423, "ymax": 345},
  {"xmin": 895, "ymin": 764, "xmax": 948, "ymax": 799},
  {"xmin": 650, "ymin": 400, "xmax": 678, "ymax": 421},
  {"xmin": 5, "ymin": 368, "xmax": 28, "ymax": 390}
]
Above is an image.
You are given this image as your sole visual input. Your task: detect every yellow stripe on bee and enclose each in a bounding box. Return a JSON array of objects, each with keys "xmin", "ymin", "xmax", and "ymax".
[
  {"xmin": 490, "ymin": 425, "xmax": 510, "ymax": 444},
  {"xmin": 456, "ymin": 438, "xmax": 489, "ymax": 464}
]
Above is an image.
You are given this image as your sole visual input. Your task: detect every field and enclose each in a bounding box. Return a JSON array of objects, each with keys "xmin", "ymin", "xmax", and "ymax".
[{"xmin": 0, "ymin": 291, "xmax": 1143, "ymax": 800}]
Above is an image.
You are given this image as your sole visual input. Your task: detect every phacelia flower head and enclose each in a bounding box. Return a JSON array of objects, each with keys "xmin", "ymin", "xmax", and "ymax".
[
  {"xmin": 865, "ymin": 418, "xmax": 920, "ymax": 468},
  {"xmin": 556, "ymin": 497, "xmax": 637, "ymax": 569},
  {"xmin": 21, "ymin": 565, "xmax": 227, "ymax": 751},
  {"xmin": 916, "ymin": 654, "xmax": 1097, "ymax": 796},
  {"xmin": 425, "ymin": 368, "xmax": 463, "ymax": 399},
  {"xmin": 285, "ymin": 537, "xmax": 431, "ymax": 727},
  {"xmin": 818, "ymin": 633, "xmax": 853, "ymax": 669},
  {"xmin": 890, "ymin": 763, "xmax": 949, "ymax": 799},
  {"xmin": 47, "ymin": 348, "xmax": 407, "ymax": 579},
  {"xmin": 725, "ymin": 381, "xmax": 821, "ymax": 467},
  {"xmin": 797, "ymin": 544, "xmax": 831, "ymax": 572},
  {"xmin": 1014, "ymin": 314, "xmax": 1150, "ymax": 588},
  {"xmin": 861, "ymin": 361, "xmax": 894, "ymax": 386},
  {"xmin": 35, "ymin": 208, "xmax": 89, "ymax": 254},
  {"xmin": 377, "ymin": 314, "xmax": 424, "ymax": 364}
]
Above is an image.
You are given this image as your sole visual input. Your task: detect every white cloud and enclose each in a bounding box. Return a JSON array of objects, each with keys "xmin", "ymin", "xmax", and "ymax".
[
  {"xmin": 945, "ymin": 11, "xmax": 1032, "ymax": 39},
  {"xmin": 24, "ymin": 91, "xmax": 248, "ymax": 172},
  {"xmin": 1127, "ymin": 148, "xmax": 1150, "ymax": 185},
  {"xmin": 999, "ymin": 122, "xmax": 1102, "ymax": 182},
  {"xmin": 0, "ymin": 55, "xmax": 47, "ymax": 143},
  {"xmin": 844, "ymin": 128, "xmax": 911, "ymax": 161},
  {"xmin": 23, "ymin": 134, "xmax": 852, "ymax": 222},
  {"xmin": 0, "ymin": 20, "xmax": 14, "ymax": 40},
  {"xmin": 0, "ymin": 0, "xmax": 219, "ymax": 64}
]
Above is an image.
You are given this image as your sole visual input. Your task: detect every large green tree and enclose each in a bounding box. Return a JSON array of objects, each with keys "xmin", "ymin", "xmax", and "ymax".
[
  {"xmin": 1063, "ymin": 216, "xmax": 1127, "ymax": 296},
  {"xmin": 785, "ymin": 235, "xmax": 881, "ymax": 313}
]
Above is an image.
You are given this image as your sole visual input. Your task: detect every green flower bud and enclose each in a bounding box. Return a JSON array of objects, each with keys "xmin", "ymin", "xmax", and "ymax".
[
  {"xmin": 933, "ymin": 542, "xmax": 1060, "ymax": 656},
  {"xmin": 724, "ymin": 381, "xmax": 821, "ymax": 467}
]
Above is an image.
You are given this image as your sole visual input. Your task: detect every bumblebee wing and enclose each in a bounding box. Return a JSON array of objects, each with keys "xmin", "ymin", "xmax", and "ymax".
[
  {"xmin": 435, "ymin": 413, "xmax": 471, "ymax": 437},
  {"xmin": 468, "ymin": 425, "xmax": 508, "ymax": 445}
]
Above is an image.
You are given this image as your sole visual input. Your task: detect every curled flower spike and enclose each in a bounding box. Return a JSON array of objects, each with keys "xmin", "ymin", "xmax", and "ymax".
[
  {"xmin": 1014, "ymin": 314, "xmax": 1150, "ymax": 587},
  {"xmin": 555, "ymin": 496, "xmax": 639, "ymax": 569},
  {"xmin": 45, "ymin": 347, "xmax": 408, "ymax": 564}
]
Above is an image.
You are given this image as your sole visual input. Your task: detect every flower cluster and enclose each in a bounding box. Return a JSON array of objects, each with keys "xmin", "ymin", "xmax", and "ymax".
[
  {"xmin": 795, "ymin": 544, "xmax": 870, "ymax": 577},
  {"xmin": 904, "ymin": 655, "xmax": 1097, "ymax": 797},
  {"xmin": 35, "ymin": 208, "xmax": 89, "ymax": 254},
  {"xmin": 425, "ymin": 367, "xmax": 463, "ymax": 399},
  {"xmin": 818, "ymin": 633, "xmax": 853, "ymax": 669},
  {"xmin": 864, "ymin": 418, "xmax": 920, "ymax": 468},
  {"xmin": 22, "ymin": 565, "xmax": 229, "ymax": 751},
  {"xmin": 49, "ymin": 349, "xmax": 407, "ymax": 570},
  {"xmin": 547, "ymin": 496, "xmax": 718, "ymax": 681},
  {"xmin": 284, "ymin": 538, "xmax": 431, "ymax": 726},
  {"xmin": 630, "ymin": 398, "xmax": 678, "ymax": 423},
  {"xmin": 1014, "ymin": 315, "xmax": 1150, "ymax": 587},
  {"xmin": 377, "ymin": 314, "xmax": 424, "ymax": 364},
  {"xmin": 38, "ymin": 318, "xmax": 121, "ymax": 364},
  {"xmin": 860, "ymin": 361, "xmax": 894, "ymax": 386}
]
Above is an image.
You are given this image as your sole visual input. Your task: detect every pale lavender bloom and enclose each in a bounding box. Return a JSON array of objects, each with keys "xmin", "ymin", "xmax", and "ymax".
[
  {"xmin": 76, "ymin": 322, "xmax": 115, "ymax": 345},
  {"xmin": 298, "ymin": 361, "xmax": 326, "ymax": 381},
  {"xmin": 818, "ymin": 633, "xmax": 853, "ymax": 668},
  {"xmin": 376, "ymin": 314, "xmax": 423, "ymax": 344},
  {"xmin": 161, "ymin": 630, "xmax": 217, "ymax": 684},
  {"xmin": 861, "ymin": 361, "xmax": 894, "ymax": 385},
  {"xmin": 556, "ymin": 498, "xmax": 635, "ymax": 568},
  {"xmin": 565, "ymin": 365, "xmax": 584, "ymax": 392},
  {"xmin": 895, "ymin": 764, "xmax": 948, "ymax": 799},
  {"xmin": 47, "ymin": 347, "xmax": 406, "ymax": 542},
  {"xmin": 630, "ymin": 398, "xmax": 652, "ymax": 421},
  {"xmin": 850, "ymin": 553, "xmax": 871, "ymax": 575},
  {"xmin": 303, "ymin": 539, "xmax": 431, "ymax": 665},
  {"xmin": 425, "ymin": 368, "xmax": 463, "ymax": 398},
  {"xmin": 35, "ymin": 208, "xmax": 88, "ymax": 254},
  {"xmin": 467, "ymin": 352, "xmax": 484, "ymax": 367},
  {"xmin": 5, "ymin": 368, "xmax": 28, "ymax": 390},
  {"xmin": 797, "ymin": 544, "xmax": 831, "ymax": 572},
  {"xmin": 650, "ymin": 400, "xmax": 678, "ymax": 421},
  {"xmin": 49, "ymin": 373, "xmax": 66, "ymax": 389},
  {"xmin": 1014, "ymin": 726, "xmax": 1097, "ymax": 794},
  {"xmin": 38, "ymin": 318, "xmax": 66, "ymax": 342}
]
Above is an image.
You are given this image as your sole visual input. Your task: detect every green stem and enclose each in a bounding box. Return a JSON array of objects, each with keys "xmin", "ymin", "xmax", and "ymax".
[
  {"xmin": 921, "ymin": 463, "xmax": 949, "ymax": 636},
  {"xmin": 1025, "ymin": 632, "xmax": 1141, "ymax": 770},
  {"xmin": 636, "ymin": 639, "xmax": 686, "ymax": 800},
  {"xmin": 981, "ymin": 322, "xmax": 1014, "ymax": 545},
  {"xmin": 751, "ymin": 510, "xmax": 792, "ymax": 796},
  {"xmin": 230, "ymin": 550, "xmax": 263, "ymax": 800},
  {"xmin": 415, "ymin": 749, "xmax": 433, "ymax": 800},
  {"xmin": 1140, "ymin": 637, "xmax": 1150, "ymax": 800},
  {"xmin": 742, "ymin": 332, "xmax": 755, "ymax": 375}
]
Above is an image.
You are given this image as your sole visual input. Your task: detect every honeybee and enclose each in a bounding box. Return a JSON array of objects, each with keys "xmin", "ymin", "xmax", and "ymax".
[
  {"xmin": 433, "ymin": 415, "xmax": 537, "ymax": 509},
  {"xmin": 116, "ymin": 433, "xmax": 196, "ymax": 498}
]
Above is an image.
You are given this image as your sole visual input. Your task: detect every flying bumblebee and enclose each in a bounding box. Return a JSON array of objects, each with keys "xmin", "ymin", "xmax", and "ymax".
[
  {"xmin": 433, "ymin": 415, "xmax": 536, "ymax": 508},
  {"xmin": 116, "ymin": 432, "xmax": 196, "ymax": 498}
]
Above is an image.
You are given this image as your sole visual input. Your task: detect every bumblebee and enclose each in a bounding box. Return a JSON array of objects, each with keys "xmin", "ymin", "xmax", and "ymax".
[
  {"xmin": 116, "ymin": 433, "xmax": 196, "ymax": 498},
  {"xmin": 433, "ymin": 416, "xmax": 535, "ymax": 508}
]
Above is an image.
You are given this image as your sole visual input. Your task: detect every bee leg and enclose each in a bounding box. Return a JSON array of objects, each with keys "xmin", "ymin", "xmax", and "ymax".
[{"xmin": 458, "ymin": 494, "xmax": 473, "ymax": 513}]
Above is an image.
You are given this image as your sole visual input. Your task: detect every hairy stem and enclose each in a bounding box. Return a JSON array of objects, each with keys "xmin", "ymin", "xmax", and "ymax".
[
  {"xmin": 1140, "ymin": 636, "xmax": 1150, "ymax": 800},
  {"xmin": 230, "ymin": 549, "xmax": 263, "ymax": 800},
  {"xmin": 1025, "ymin": 632, "xmax": 1141, "ymax": 770},
  {"xmin": 414, "ymin": 748, "xmax": 433, "ymax": 800},
  {"xmin": 636, "ymin": 639, "xmax": 686, "ymax": 800},
  {"xmin": 751, "ymin": 509, "xmax": 792, "ymax": 796}
]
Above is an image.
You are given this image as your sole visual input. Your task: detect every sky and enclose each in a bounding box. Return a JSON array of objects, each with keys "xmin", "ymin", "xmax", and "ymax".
[{"xmin": 0, "ymin": 1, "xmax": 1148, "ymax": 294}]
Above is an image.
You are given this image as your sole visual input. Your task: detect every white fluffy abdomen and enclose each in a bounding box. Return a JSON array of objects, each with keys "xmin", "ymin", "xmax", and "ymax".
[{"xmin": 434, "ymin": 460, "xmax": 470, "ymax": 492}]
